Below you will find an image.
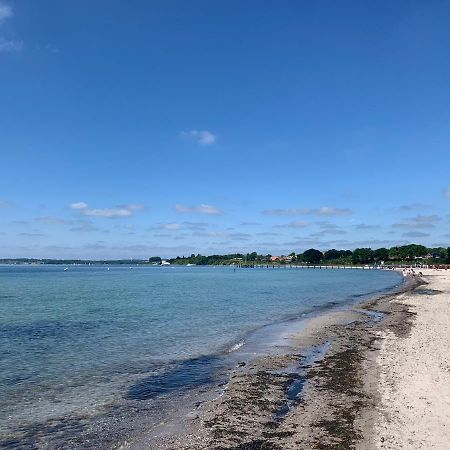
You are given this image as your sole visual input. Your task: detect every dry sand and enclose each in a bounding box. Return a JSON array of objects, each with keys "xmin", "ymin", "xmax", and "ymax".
[{"xmin": 372, "ymin": 269, "xmax": 450, "ymax": 450}]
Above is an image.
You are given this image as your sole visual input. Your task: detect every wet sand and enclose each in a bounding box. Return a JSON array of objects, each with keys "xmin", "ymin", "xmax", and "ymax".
[{"xmin": 119, "ymin": 270, "xmax": 450, "ymax": 449}]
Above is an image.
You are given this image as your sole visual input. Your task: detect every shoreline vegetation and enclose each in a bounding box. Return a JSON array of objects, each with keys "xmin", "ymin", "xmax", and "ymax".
[{"xmin": 2, "ymin": 243, "xmax": 450, "ymax": 267}]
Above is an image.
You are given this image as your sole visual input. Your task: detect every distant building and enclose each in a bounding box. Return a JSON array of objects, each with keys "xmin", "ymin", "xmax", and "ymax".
[{"xmin": 270, "ymin": 255, "xmax": 292, "ymax": 262}]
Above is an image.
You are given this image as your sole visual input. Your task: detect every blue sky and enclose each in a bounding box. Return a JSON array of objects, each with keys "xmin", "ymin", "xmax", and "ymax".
[{"xmin": 1, "ymin": 0, "xmax": 449, "ymax": 259}]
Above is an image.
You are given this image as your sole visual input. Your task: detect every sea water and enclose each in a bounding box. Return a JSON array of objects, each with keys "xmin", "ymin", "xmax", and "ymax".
[{"xmin": 0, "ymin": 265, "xmax": 401, "ymax": 447}]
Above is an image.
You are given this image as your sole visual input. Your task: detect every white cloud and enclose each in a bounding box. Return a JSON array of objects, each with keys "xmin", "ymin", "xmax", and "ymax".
[
  {"xmin": 0, "ymin": 4, "xmax": 22, "ymax": 53},
  {"xmin": 161, "ymin": 223, "xmax": 182, "ymax": 231},
  {"xmin": 262, "ymin": 207, "xmax": 352, "ymax": 217},
  {"xmin": 176, "ymin": 203, "xmax": 222, "ymax": 215},
  {"xmin": 82, "ymin": 208, "xmax": 133, "ymax": 218},
  {"xmin": 181, "ymin": 130, "xmax": 217, "ymax": 146},
  {"xmin": 445, "ymin": 187, "xmax": 450, "ymax": 198},
  {"xmin": 119, "ymin": 204, "xmax": 144, "ymax": 211},
  {"xmin": 0, "ymin": 37, "xmax": 22, "ymax": 52},
  {"xmin": 0, "ymin": 3, "xmax": 12, "ymax": 23},
  {"xmin": 69, "ymin": 202, "xmax": 143, "ymax": 218},
  {"xmin": 70, "ymin": 201, "xmax": 88, "ymax": 210}
]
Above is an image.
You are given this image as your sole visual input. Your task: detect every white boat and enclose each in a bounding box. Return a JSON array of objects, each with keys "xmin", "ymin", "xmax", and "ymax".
[
  {"xmin": 161, "ymin": 260, "xmax": 170, "ymax": 266},
  {"xmin": 186, "ymin": 263, "xmax": 196, "ymax": 267}
]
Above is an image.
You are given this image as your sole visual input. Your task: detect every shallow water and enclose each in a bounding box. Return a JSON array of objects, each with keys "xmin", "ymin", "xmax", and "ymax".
[{"xmin": 0, "ymin": 265, "xmax": 401, "ymax": 447}]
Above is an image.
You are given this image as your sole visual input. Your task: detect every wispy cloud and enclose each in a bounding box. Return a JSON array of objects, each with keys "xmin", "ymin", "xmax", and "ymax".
[
  {"xmin": 402, "ymin": 231, "xmax": 430, "ymax": 238},
  {"xmin": 262, "ymin": 207, "xmax": 352, "ymax": 217},
  {"xmin": 273, "ymin": 220, "xmax": 309, "ymax": 228},
  {"xmin": 355, "ymin": 223, "xmax": 380, "ymax": 230},
  {"xmin": 176, "ymin": 203, "xmax": 222, "ymax": 215},
  {"xmin": 183, "ymin": 221, "xmax": 210, "ymax": 230},
  {"xmin": 240, "ymin": 221, "xmax": 261, "ymax": 226},
  {"xmin": 161, "ymin": 223, "xmax": 182, "ymax": 231},
  {"xmin": 391, "ymin": 202, "xmax": 429, "ymax": 212},
  {"xmin": 256, "ymin": 231, "xmax": 280, "ymax": 237},
  {"xmin": 310, "ymin": 229, "xmax": 347, "ymax": 237},
  {"xmin": 315, "ymin": 221, "xmax": 343, "ymax": 230},
  {"xmin": 445, "ymin": 187, "xmax": 450, "ymax": 198},
  {"xmin": 69, "ymin": 220, "xmax": 99, "ymax": 233},
  {"xmin": 0, "ymin": 3, "xmax": 22, "ymax": 53},
  {"xmin": 35, "ymin": 216, "xmax": 71, "ymax": 225},
  {"xmin": 118, "ymin": 204, "xmax": 144, "ymax": 211},
  {"xmin": 0, "ymin": 37, "xmax": 22, "ymax": 52},
  {"xmin": 70, "ymin": 201, "xmax": 88, "ymax": 210},
  {"xmin": 0, "ymin": 2, "xmax": 12, "ymax": 23},
  {"xmin": 307, "ymin": 220, "xmax": 347, "ymax": 237},
  {"xmin": 83, "ymin": 208, "xmax": 134, "ymax": 218},
  {"xmin": 181, "ymin": 130, "xmax": 217, "ymax": 146},
  {"xmin": 0, "ymin": 198, "xmax": 13, "ymax": 208},
  {"xmin": 19, "ymin": 232, "xmax": 46, "ymax": 237},
  {"xmin": 194, "ymin": 231, "xmax": 251, "ymax": 241},
  {"xmin": 392, "ymin": 215, "xmax": 441, "ymax": 229},
  {"xmin": 69, "ymin": 202, "xmax": 144, "ymax": 218}
]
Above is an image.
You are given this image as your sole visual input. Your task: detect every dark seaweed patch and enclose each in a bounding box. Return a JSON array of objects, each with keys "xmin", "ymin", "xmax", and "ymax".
[{"xmin": 218, "ymin": 439, "xmax": 283, "ymax": 450}]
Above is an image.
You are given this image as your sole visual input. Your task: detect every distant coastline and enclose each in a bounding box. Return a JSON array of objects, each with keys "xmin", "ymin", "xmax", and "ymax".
[{"xmin": 2, "ymin": 243, "xmax": 450, "ymax": 267}]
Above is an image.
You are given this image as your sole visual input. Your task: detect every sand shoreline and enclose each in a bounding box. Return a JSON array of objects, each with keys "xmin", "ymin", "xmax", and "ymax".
[
  {"xmin": 121, "ymin": 270, "xmax": 449, "ymax": 449},
  {"xmin": 370, "ymin": 269, "xmax": 450, "ymax": 449}
]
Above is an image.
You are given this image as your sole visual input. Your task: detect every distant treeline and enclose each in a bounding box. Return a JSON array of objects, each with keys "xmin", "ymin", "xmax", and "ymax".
[
  {"xmin": 168, "ymin": 244, "xmax": 450, "ymax": 266},
  {"xmin": 2, "ymin": 244, "xmax": 449, "ymax": 266},
  {"xmin": 0, "ymin": 258, "xmax": 148, "ymax": 265}
]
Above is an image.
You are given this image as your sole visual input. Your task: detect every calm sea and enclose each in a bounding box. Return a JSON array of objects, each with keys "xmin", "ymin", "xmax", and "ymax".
[{"xmin": 0, "ymin": 265, "xmax": 401, "ymax": 448}]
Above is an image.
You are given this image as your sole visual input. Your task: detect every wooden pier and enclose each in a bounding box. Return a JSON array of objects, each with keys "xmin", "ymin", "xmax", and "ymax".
[{"xmin": 236, "ymin": 264, "xmax": 396, "ymax": 270}]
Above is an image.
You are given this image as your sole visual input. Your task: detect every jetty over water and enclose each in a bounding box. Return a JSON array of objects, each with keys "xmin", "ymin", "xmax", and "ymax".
[{"xmin": 235, "ymin": 264, "xmax": 432, "ymax": 270}]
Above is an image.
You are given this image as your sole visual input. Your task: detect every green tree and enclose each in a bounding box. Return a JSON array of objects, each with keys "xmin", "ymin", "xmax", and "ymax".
[
  {"xmin": 373, "ymin": 248, "xmax": 389, "ymax": 262},
  {"xmin": 388, "ymin": 246, "xmax": 400, "ymax": 260},
  {"xmin": 323, "ymin": 249, "xmax": 341, "ymax": 260},
  {"xmin": 246, "ymin": 252, "xmax": 258, "ymax": 261},
  {"xmin": 301, "ymin": 249, "xmax": 323, "ymax": 264},
  {"xmin": 398, "ymin": 244, "xmax": 427, "ymax": 260},
  {"xmin": 148, "ymin": 256, "xmax": 162, "ymax": 263},
  {"xmin": 352, "ymin": 248, "xmax": 374, "ymax": 264}
]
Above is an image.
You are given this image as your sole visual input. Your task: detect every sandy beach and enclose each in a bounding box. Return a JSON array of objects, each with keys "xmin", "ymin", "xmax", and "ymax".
[
  {"xmin": 121, "ymin": 268, "xmax": 450, "ymax": 449},
  {"xmin": 372, "ymin": 269, "xmax": 450, "ymax": 449}
]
